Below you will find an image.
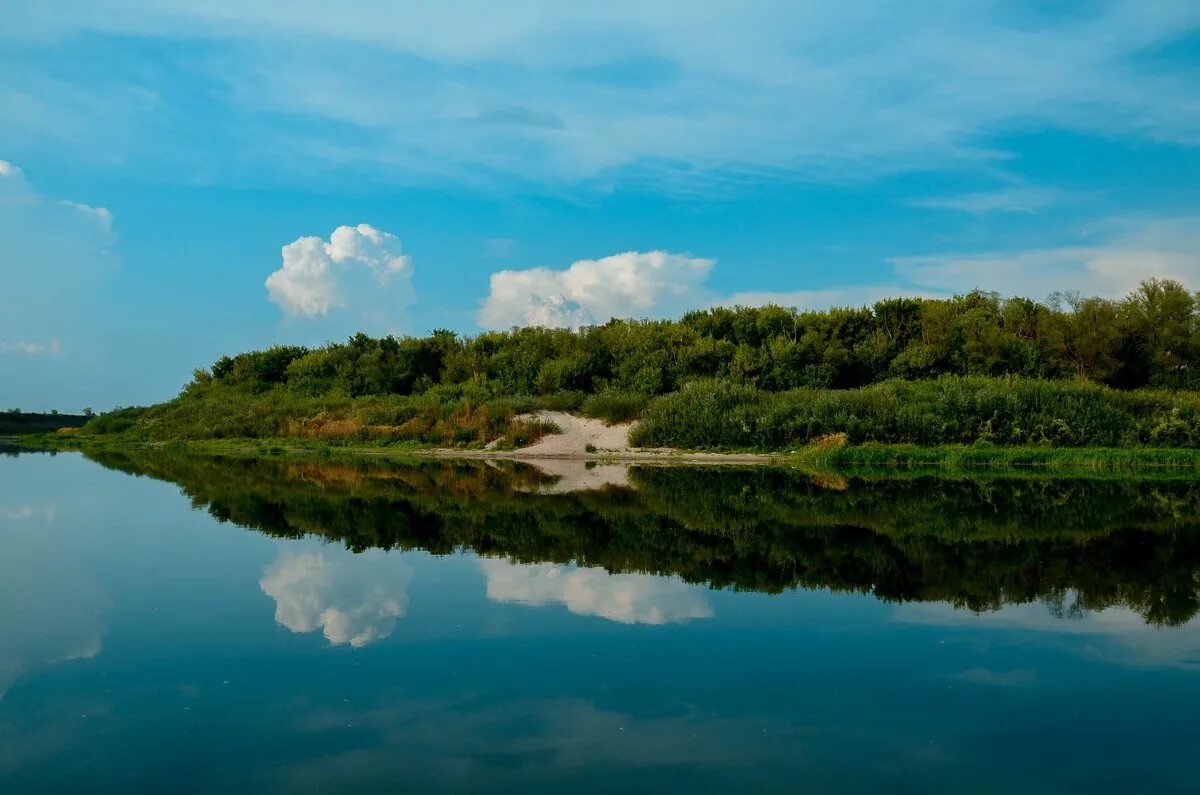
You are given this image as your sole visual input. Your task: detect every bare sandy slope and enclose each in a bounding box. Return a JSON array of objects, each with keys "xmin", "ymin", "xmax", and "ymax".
[
  {"xmin": 510, "ymin": 411, "xmax": 636, "ymax": 456},
  {"xmin": 512, "ymin": 458, "xmax": 632, "ymax": 494},
  {"xmin": 434, "ymin": 411, "xmax": 778, "ymax": 469}
]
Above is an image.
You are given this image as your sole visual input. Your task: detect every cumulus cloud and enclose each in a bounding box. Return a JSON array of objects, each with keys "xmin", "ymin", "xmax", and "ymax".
[
  {"xmin": 476, "ymin": 213, "xmax": 1200, "ymax": 332},
  {"xmin": 478, "ymin": 250, "xmax": 714, "ymax": 329},
  {"xmin": 260, "ymin": 547, "xmax": 412, "ymax": 647},
  {"xmin": 266, "ymin": 223, "xmax": 414, "ymax": 326},
  {"xmin": 480, "ymin": 559, "xmax": 712, "ymax": 625}
]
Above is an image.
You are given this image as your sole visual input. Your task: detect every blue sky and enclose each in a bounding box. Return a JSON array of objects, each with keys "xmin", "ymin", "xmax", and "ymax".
[{"xmin": 2, "ymin": 1, "xmax": 1199, "ymax": 410}]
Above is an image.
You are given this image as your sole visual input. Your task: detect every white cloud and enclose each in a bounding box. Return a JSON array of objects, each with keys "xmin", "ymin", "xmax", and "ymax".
[
  {"xmin": 476, "ymin": 213, "xmax": 1200, "ymax": 331},
  {"xmin": 15, "ymin": 3, "xmax": 1196, "ymax": 188},
  {"xmin": 266, "ymin": 223, "xmax": 414, "ymax": 321},
  {"xmin": 478, "ymin": 250, "xmax": 714, "ymax": 329},
  {"xmin": 0, "ymin": 505, "xmax": 57, "ymax": 522},
  {"xmin": 896, "ymin": 599, "xmax": 1200, "ymax": 670},
  {"xmin": 0, "ymin": 159, "xmax": 116, "ymax": 408},
  {"xmin": 909, "ymin": 186, "xmax": 1070, "ymax": 215},
  {"xmin": 0, "ymin": 339, "xmax": 61, "ymax": 357},
  {"xmin": 892, "ymin": 217, "xmax": 1200, "ymax": 299},
  {"xmin": 735, "ymin": 217, "xmax": 1200, "ymax": 311},
  {"xmin": 260, "ymin": 547, "xmax": 412, "ymax": 647},
  {"xmin": 480, "ymin": 559, "xmax": 712, "ymax": 625},
  {"xmin": 0, "ymin": 509, "xmax": 106, "ymax": 699}
]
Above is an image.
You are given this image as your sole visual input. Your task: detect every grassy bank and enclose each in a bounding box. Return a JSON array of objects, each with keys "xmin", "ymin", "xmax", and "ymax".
[
  {"xmin": 787, "ymin": 443, "xmax": 1200, "ymax": 472},
  {"xmin": 632, "ymin": 377, "xmax": 1200, "ymax": 450},
  {"xmin": 80, "ymin": 375, "xmax": 1200, "ymax": 452},
  {"xmin": 22, "ymin": 429, "xmax": 1200, "ymax": 474}
]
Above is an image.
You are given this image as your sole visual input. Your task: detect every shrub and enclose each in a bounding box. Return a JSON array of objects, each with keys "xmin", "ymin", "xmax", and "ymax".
[
  {"xmin": 632, "ymin": 377, "xmax": 1200, "ymax": 451},
  {"xmin": 538, "ymin": 390, "xmax": 587, "ymax": 412},
  {"xmin": 581, "ymin": 389, "xmax": 650, "ymax": 423}
]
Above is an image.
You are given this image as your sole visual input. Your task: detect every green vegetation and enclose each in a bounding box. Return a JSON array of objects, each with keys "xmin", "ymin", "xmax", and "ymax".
[
  {"xmin": 0, "ymin": 409, "xmax": 90, "ymax": 435},
  {"xmin": 81, "ymin": 449, "xmax": 1200, "ymax": 625},
  {"xmin": 632, "ymin": 377, "xmax": 1200, "ymax": 449},
  {"xmin": 74, "ymin": 279, "xmax": 1200, "ymax": 453}
]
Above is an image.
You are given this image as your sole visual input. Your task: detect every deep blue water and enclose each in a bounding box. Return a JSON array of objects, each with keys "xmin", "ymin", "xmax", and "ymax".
[{"xmin": 1, "ymin": 450, "xmax": 1198, "ymax": 793}]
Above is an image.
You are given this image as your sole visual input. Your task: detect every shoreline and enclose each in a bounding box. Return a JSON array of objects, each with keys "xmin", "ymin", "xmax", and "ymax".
[{"xmin": 17, "ymin": 433, "xmax": 1200, "ymax": 473}]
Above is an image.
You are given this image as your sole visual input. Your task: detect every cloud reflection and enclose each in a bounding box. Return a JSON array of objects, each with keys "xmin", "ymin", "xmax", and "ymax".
[
  {"xmin": 895, "ymin": 598, "xmax": 1200, "ymax": 670},
  {"xmin": 0, "ymin": 505, "xmax": 57, "ymax": 522},
  {"xmin": 481, "ymin": 559, "xmax": 712, "ymax": 625},
  {"xmin": 0, "ymin": 529, "xmax": 106, "ymax": 698},
  {"xmin": 260, "ymin": 548, "xmax": 412, "ymax": 647}
]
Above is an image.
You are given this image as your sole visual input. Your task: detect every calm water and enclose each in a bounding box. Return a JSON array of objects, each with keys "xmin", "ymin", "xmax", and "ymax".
[{"xmin": 2, "ymin": 448, "xmax": 1199, "ymax": 793}]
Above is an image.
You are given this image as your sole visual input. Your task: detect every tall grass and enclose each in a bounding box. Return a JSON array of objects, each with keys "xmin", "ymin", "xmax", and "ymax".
[
  {"xmin": 631, "ymin": 377, "xmax": 1200, "ymax": 450},
  {"xmin": 580, "ymin": 388, "xmax": 650, "ymax": 423}
]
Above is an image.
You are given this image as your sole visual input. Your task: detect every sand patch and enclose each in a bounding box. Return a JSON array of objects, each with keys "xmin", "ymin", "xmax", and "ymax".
[
  {"xmin": 513, "ymin": 458, "xmax": 632, "ymax": 494},
  {"xmin": 508, "ymin": 411, "xmax": 635, "ymax": 457}
]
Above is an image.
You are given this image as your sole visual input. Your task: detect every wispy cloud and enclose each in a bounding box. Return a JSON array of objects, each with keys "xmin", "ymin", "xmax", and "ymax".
[
  {"xmin": 909, "ymin": 186, "xmax": 1072, "ymax": 215},
  {"xmin": 476, "ymin": 213, "xmax": 1200, "ymax": 330},
  {"xmin": 891, "ymin": 216, "xmax": 1200, "ymax": 298},
  {"xmin": 896, "ymin": 599, "xmax": 1200, "ymax": 670},
  {"xmin": 4, "ymin": 3, "xmax": 1198, "ymax": 189},
  {"xmin": 0, "ymin": 340, "xmax": 61, "ymax": 357},
  {"xmin": 0, "ymin": 159, "xmax": 114, "ymax": 387}
]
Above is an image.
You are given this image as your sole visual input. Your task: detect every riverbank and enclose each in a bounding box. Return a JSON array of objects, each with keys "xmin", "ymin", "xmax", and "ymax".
[{"xmin": 19, "ymin": 429, "xmax": 1200, "ymax": 474}]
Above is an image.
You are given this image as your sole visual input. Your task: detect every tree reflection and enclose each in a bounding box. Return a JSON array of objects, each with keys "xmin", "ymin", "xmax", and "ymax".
[{"xmin": 85, "ymin": 448, "xmax": 1200, "ymax": 626}]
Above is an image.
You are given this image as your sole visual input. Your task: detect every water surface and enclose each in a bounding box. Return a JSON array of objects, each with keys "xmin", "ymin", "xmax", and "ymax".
[{"xmin": 1, "ymin": 449, "xmax": 1198, "ymax": 793}]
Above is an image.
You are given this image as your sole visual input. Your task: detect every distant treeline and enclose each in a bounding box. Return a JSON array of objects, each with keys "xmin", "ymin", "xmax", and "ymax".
[
  {"xmin": 0, "ymin": 410, "xmax": 91, "ymax": 435},
  {"xmin": 85, "ymin": 279, "xmax": 1200, "ymax": 448},
  {"xmin": 197, "ymin": 279, "xmax": 1200, "ymax": 396}
]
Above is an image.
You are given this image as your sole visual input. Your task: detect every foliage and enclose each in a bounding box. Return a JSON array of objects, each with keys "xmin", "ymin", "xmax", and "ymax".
[
  {"xmin": 580, "ymin": 388, "xmax": 649, "ymax": 423},
  {"xmin": 83, "ymin": 448, "xmax": 1200, "ymax": 626},
  {"xmin": 0, "ymin": 411, "xmax": 92, "ymax": 435},
  {"xmin": 80, "ymin": 279, "xmax": 1200, "ymax": 448},
  {"xmin": 632, "ymin": 377, "xmax": 1200, "ymax": 450}
]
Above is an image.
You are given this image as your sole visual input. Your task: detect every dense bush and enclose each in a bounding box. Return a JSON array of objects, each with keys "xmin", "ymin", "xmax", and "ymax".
[
  {"xmin": 83, "ymin": 279, "xmax": 1200, "ymax": 448},
  {"xmin": 580, "ymin": 389, "xmax": 649, "ymax": 423},
  {"xmin": 631, "ymin": 377, "xmax": 1200, "ymax": 450},
  {"xmin": 185, "ymin": 279, "xmax": 1200, "ymax": 402}
]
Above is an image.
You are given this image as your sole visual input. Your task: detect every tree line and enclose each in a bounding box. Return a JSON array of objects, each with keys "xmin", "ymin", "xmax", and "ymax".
[{"xmin": 192, "ymin": 279, "xmax": 1200, "ymax": 400}]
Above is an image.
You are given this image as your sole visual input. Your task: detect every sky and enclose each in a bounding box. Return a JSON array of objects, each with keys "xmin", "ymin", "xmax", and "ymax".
[{"xmin": 2, "ymin": 1, "xmax": 1199, "ymax": 410}]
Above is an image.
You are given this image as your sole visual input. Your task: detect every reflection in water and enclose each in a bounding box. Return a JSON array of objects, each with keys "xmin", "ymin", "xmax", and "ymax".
[
  {"xmin": 512, "ymin": 459, "xmax": 632, "ymax": 494},
  {"xmin": 0, "ymin": 505, "xmax": 57, "ymax": 522},
  {"xmin": 4, "ymin": 449, "xmax": 1200, "ymax": 793},
  {"xmin": 84, "ymin": 448, "xmax": 1200, "ymax": 626},
  {"xmin": 0, "ymin": 505, "xmax": 106, "ymax": 698},
  {"xmin": 482, "ymin": 560, "xmax": 712, "ymax": 624},
  {"xmin": 897, "ymin": 597, "xmax": 1200, "ymax": 670},
  {"xmin": 260, "ymin": 547, "xmax": 412, "ymax": 647}
]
